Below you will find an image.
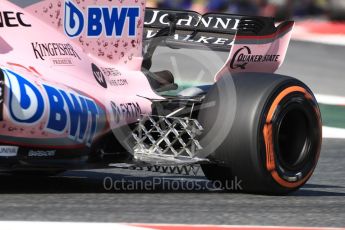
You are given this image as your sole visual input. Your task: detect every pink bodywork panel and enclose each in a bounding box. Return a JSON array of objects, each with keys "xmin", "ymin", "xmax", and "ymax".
[
  {"xmin": 216, "ymin": 22, "xmax": 294, "ymax": 81},
  {"xmin": 0, "ymin": 0, "xmax": 160, "ymax": 148},
  {"xmin": 0, "ymin": 0, "xmax": 293, "ymax": 149},
  {"xmin": 26, "ymin": 0, "xmax": 145, "ymax": 70}
]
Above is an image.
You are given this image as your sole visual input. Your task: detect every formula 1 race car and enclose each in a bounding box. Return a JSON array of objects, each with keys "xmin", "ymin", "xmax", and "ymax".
[{"xmin": 0, "ymin": 0, "xmax": 322, "ymax": 194}]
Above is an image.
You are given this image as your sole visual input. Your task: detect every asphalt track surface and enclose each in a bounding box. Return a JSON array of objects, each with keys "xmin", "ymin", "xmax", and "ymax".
[{"xmin": 0, "ymin": 41, "xmax": 344, "ymax": 227}]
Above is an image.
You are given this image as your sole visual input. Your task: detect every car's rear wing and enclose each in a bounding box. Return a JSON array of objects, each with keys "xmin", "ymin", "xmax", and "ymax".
[{"xmin": 144, "ymin": 9, "xmax": 294, "ymax": 79}]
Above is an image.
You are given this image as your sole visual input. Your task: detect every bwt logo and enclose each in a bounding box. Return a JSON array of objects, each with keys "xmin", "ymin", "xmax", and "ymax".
[
  {"xmin": 64, "ymin": 0, "xmax": 140, "ymax": 38},
  {"xmin": 4, "ymin": 69, "xmax": 103, "ymax": 146}
]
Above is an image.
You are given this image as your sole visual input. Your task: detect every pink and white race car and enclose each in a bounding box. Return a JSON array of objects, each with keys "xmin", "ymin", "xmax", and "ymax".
[{"xmin": 0, "ymin": 0, "xmax": 322, "ymax": 194}]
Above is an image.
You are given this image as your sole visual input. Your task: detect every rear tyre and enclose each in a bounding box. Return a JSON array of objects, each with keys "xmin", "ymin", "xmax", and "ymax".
[{"xmin": 199, "ymin": 73, "xmax": 322, "ymax": 194}]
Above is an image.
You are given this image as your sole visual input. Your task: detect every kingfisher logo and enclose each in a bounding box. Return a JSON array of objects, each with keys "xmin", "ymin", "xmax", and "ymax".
[{"xmin": 64, "ymin": 0, "xmax": 140, "ymax": 38}]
